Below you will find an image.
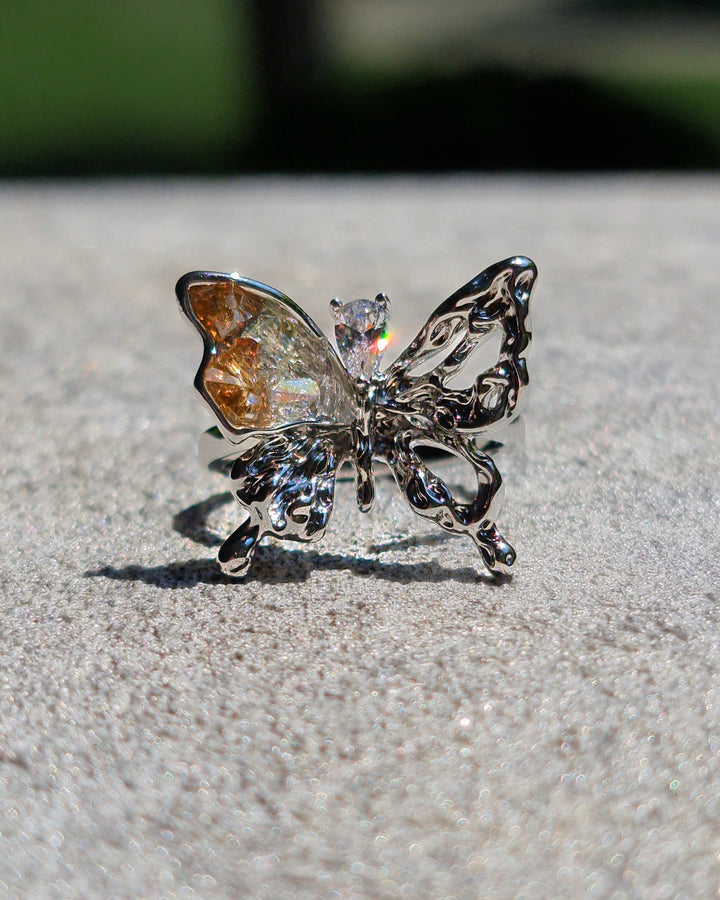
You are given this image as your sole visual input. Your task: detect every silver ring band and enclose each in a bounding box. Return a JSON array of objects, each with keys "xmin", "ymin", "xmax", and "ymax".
[{"xmin": 200, "ymin": 419, "xmax": 525, "ymax": 475}]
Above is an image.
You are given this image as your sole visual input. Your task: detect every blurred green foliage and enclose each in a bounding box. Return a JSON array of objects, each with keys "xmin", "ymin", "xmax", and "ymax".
[
  {"xmin": 0, "ymin": 0, "xmax": 255, "ymax": 174},
  {"xmin": 1, "ymin": 0, "xmax": 719, "ymax": 174},
  {"xmin": 606, "ymin": 77, "xmax": 720, "ymax": 148}
]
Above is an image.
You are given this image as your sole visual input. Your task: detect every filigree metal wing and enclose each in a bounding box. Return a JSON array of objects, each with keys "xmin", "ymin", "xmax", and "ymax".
[
  {"xmin": 379, "ymin": 428, "xmax": 515, "ymax": 574},
  {"xmin": 177, "ymin": 272, "xmax": 358, "ymax": 575},
  {"xmin": 215, "ymin": 424, "xmax": 353, "ymax": 576},
  {"xmin": 382, "ymin": 256, "xmax": 536, "ymax": 436},
  {"xmin": 375, "ymin": 257, "xmax": 537, "ymax": 574}
]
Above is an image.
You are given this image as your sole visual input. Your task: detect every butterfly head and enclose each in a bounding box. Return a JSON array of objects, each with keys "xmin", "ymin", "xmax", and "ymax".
[{"xmin": 329, "ymin": 293, "xmax": 391, "ymax": 382}]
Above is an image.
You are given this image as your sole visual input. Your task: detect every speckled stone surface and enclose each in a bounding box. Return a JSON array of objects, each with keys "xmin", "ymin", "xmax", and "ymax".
[{"xmin": 1, "ymin": 176, "xmax": 719, "ymax": 899}]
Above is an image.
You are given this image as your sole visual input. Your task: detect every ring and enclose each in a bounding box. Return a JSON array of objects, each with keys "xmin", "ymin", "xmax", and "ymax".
[
  {"xmin": 198, "ymin": 423, "xmax": 521, "ymax": 474},
  {"xmin": 175, "ymin": 257, "xmax": 537, "ymax": 577}
]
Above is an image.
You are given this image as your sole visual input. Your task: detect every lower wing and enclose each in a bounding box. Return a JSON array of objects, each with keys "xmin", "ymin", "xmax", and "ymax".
[
  {"xmin": 217, "ymin": 424, "xmax": 352, "ymax": 576},
  {"xmin": 378, "ymin": 426, "xmax": 517, "ymax": 576}
]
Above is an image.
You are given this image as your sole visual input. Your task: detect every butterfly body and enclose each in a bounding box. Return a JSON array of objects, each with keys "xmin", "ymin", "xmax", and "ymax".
[{"xmin": 177, "ymin": 257, "xmax": 536, "ymax": 577}]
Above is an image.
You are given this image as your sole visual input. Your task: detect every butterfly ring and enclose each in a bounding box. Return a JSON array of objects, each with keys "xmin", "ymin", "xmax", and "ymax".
[{"xmin": 176, "ymin": 257, "xmax": 537, "ymax": 578}]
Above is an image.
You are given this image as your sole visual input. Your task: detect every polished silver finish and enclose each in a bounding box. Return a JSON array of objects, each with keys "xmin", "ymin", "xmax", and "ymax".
[{"xmin": 178, "ymin": 257, "xmax": 536, "ymax": 577}]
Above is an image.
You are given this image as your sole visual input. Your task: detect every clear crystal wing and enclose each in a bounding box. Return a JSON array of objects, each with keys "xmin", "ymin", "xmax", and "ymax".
[
  {"xmin": 176, "ymin": 272, "xmax": 357, "ymax": 435},
  {"xmin": 382, "ymin": 256, "xmax": 536, "ymax": 436},
  {"xmin": 376, "ymin": 257, "xmax": 537, "ymax": 574}
]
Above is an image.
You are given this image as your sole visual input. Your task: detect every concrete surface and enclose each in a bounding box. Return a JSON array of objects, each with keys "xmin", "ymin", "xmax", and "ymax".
[{"xmin": 1, "ymin": 176, "xmax": 719, "ymax": 898}]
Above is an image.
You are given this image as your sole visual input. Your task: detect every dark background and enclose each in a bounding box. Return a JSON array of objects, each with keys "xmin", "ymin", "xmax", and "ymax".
[{"xmin": 2, "ymin": 0, "xmax": 719, "ymax": 176}]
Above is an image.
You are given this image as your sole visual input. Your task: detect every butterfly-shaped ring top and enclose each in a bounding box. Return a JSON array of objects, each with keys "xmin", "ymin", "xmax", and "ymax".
[{"xmin": 176, "ymin": 257, "xmax": 536, "ymax": 577}]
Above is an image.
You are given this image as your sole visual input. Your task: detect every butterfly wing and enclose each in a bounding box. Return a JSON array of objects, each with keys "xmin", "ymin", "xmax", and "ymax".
[
  {"xmin": 378, "ymin": 426, "xmax": 516, "ymax": 574},
  {"xmin": 176, "ymin": 271, "xmax": 358, "ymax": 434},
  {"xmin": 377, "ymin": 257, "xmax": 537, "ymax": 574},
  {"xmin": 216, "ymin": 423, "xmax": 352, "ymax": 576},
  {"xmin": 176, "ymin": 272, "xmax": 357, "ymax": 575},
  {"xmin": 382, "ymin": 256, "xmax": 536, "ymax": 437}
]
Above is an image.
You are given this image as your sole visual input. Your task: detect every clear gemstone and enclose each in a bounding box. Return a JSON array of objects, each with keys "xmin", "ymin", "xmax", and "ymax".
[
  {"xmin": 332, "ymin": 297, "xmax": 389, "ymax": 380},
  {"xmin": 186, "ymin": 280, "xmax": 357, "ymax": 431}
]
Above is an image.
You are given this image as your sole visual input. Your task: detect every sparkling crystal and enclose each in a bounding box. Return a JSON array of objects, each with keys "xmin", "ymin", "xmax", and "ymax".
[
  {"xmin": 203, "ymin": 339, "xmax": 268, "ymax": 427},
  {"xmin": 187, "ymin": 280, "xmax": 357, "ymax": 431},
  {"xmin": 187, "ymin": 281, "xmax": 262, "ymax": 343},
  {"xmin": 331, "ymin": 295, "xmax": 389, "ymax": 380}
]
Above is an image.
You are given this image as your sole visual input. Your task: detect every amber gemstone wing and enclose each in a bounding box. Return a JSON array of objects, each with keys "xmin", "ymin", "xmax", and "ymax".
[{"xmin": 177, "ymin": 273, "xmax": 357, "ymax": 433}]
